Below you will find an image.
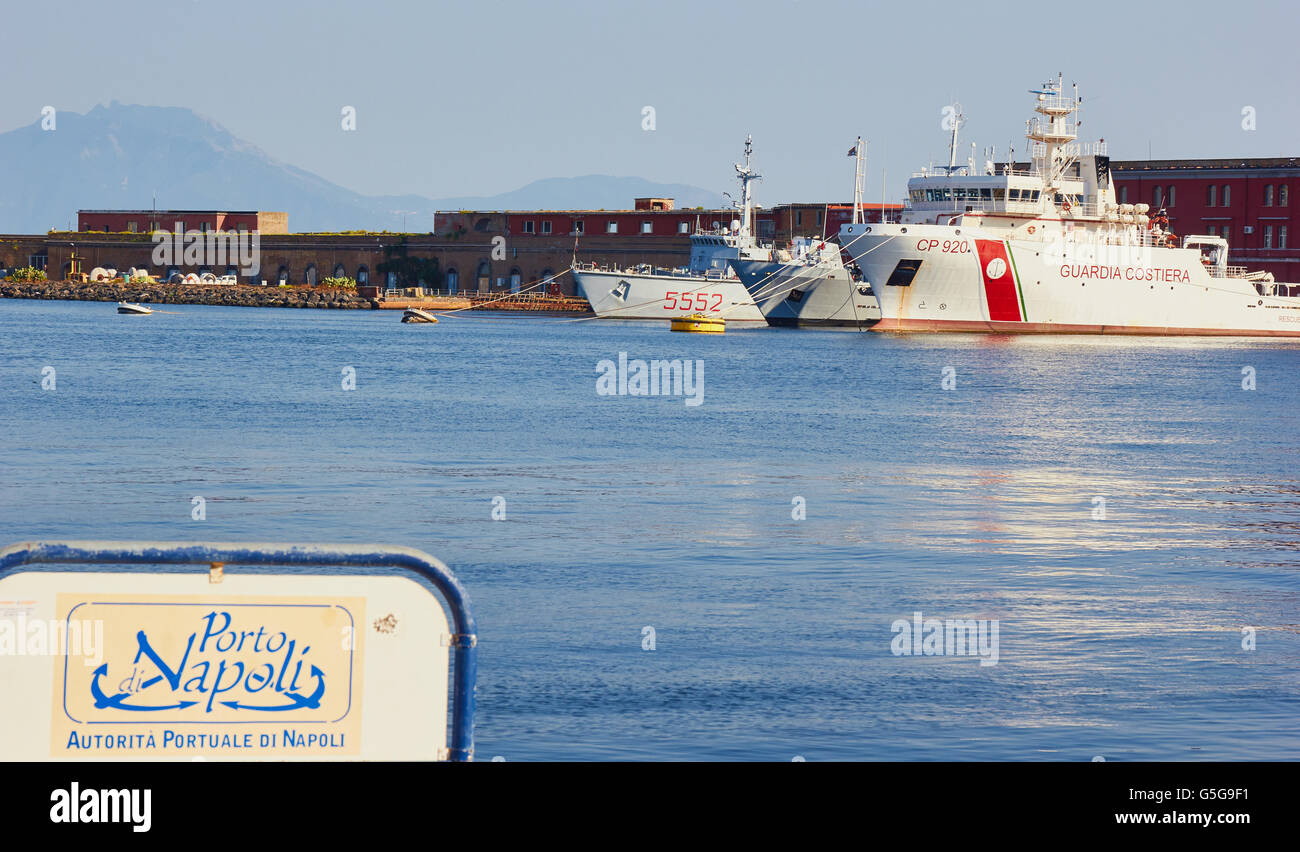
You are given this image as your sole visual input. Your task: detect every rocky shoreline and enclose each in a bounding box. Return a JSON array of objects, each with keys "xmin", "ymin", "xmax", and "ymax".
[{"xmin": 0, "ymin": 280, "xmax": 370, "ymax": 309}]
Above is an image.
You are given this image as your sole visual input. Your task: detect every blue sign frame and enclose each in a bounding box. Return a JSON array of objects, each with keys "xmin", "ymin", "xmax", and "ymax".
[{"xmin": 0, "ymin": 540, "xmax": 477, "ymax": 762}]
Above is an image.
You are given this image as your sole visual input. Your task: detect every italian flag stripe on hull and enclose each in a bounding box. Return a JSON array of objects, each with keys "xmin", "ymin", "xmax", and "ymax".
[{"xmin": 975, "ymin": 238, "xmax": 1026, "ymax": 322}]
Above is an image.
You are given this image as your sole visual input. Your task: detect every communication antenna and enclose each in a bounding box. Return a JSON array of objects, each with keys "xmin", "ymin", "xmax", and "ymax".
[
  {"xmin": 850, "ymin": 137, "xmax": 866, "ymax": 224},
  {"xmin": 945, "ymin": 102, "xmax": 965, "ymax": 174}
]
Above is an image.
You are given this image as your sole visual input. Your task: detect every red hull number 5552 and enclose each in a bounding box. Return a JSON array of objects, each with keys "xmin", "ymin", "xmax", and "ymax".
[{"xmin": 664, "ymin": 291, "xmax": 724, "ymax": 312}]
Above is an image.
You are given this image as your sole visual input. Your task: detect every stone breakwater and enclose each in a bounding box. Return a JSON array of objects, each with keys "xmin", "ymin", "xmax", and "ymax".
[{"xmin": 0, "ymin": 280, "xmax": 369, "ymax": 309}]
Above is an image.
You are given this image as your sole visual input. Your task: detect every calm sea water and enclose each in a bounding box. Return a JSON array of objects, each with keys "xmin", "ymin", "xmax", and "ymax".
[{"xmin": 2, "ymin": 298, "xmax": 1298, "ymax": 760}]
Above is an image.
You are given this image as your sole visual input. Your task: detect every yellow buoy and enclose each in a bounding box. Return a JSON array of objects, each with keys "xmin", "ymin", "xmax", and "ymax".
[{"xmin": 670, "ymin": 313, "xmax": 725, "ymax": 334}]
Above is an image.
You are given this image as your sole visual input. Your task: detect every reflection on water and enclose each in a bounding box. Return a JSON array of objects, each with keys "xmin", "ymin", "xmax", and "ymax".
[{"xmin": 1, "ymin": 299, "xmax": 1298, "ymax": 759}]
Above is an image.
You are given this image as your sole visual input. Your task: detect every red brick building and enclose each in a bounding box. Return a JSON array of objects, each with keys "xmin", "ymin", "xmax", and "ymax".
[
  {"xmin": 77, "ymin": 210, "xmax": 288, "ymax": 234},
  {"xmin": 1112, "ymin": 158, "xmax": 1298, "ymax": 281},
  {"xmin": 757, "ymin": 203, "xmax": 901, "ymax": 244},
  {"xmin": 437, "ymin": 201, "xmax": 902, "ymax": 253}
]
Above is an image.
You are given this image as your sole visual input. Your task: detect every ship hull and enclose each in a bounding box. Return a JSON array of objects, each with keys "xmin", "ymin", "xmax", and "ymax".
[
  {"xmin": 840, "ymin": 223, "xmax": 1300, "ymax": 336},
  {"xmin": 730, "ymin": 259, "xmax": 881, "ymax": 327},
  {"xmin": 572, "ymin": 268, "xmax": 766, "ymax": 323}
]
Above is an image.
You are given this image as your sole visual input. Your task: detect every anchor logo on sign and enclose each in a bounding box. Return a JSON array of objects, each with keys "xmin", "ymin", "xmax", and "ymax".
[
  {"xmin": 87, "ymin": 615, "xmax": 329, "ymax": 714},
  {"xmin": 985, "ymin": 258, "xmax": 1007, "ymax": 279}
]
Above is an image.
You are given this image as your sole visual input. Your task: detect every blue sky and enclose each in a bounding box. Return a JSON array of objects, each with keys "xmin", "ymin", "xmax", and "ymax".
[{"xmin": 4, "ymin": 0, "xmax": 1296, "ymax": 204}]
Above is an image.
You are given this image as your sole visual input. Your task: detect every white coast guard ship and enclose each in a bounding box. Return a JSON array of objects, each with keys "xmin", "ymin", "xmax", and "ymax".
[
  {"xmin": 571, "ymin": 138, "xmax": 770, "ymax": 324},
  {"xmin": 840, "ymin": 75, "xmax": 1300, "ymax": 336}
]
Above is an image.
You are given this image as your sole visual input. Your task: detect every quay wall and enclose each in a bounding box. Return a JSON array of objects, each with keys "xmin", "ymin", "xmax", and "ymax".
[{"xmin": 0, "ymin": 279, "xmax": 370, "ymax": 309}]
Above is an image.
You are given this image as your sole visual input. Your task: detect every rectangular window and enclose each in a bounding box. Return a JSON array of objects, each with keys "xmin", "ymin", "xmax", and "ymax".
[
  {"xmin": 1264, "ymin": 225, "xmax": 1273, "ymax": 248},
  {"xmin": 641, "ymin": 221, "xmax": 653, "ymax": 234},
  {"xmin": 606, "ymin": 221, "xmax": 618, "ymax": 234},
  {"xmin": 678, "ymin": 221, "xmax": 689, "ymax": 234},
  {"xmin": 200, "ymin": 222, "xmax": 210, "ymax": 233},
  {"xmin": 885, "ymin": 258, "xmax": 923, "ymax": 287},
  {"xmin": 523, "ymin": 220, "xmax": 535, "ymax": 234},
  {"xmin": 816, "ymin": 210, "xmax": 824, "ymax": 226},
  {"xmin": 1119, "ymin": 186, "xmax": 1128, "ymax": 204},
  {"xmin": 795, "ymin": 211, "xmax": 803, "ymax": 226},
  {"xmin": 573, "ymin": 220, "xmax": 584, "ymax": 234},
  {"xmin": 126, "ymin": 221, "xmax": 138, "ymax": 233},
  {"xmin": 1280, "ymin": 225, "xmax": 1288, "ymax": 249},
  {"xmin": 541, "ymin": 220, "xmax": 552, "ymax": 234}
]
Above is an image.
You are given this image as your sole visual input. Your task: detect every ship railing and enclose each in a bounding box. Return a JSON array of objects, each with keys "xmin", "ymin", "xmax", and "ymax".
[{"xmin": 927, "ymin": 199, "xmax": 1108, "ymax": 218}]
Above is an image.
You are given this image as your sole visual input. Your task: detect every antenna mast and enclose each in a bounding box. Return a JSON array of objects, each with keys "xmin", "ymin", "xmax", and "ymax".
[
  {"xmin": 945, "ymin": 103, "xmax": 965, "ymax": 174},
  {"xmin": 851, "ymin": 137, "xmax": 866, "ymax": 225},
  {"xmin": 734, "ymin": 135, "xmax": 761, "ymax": 241}
]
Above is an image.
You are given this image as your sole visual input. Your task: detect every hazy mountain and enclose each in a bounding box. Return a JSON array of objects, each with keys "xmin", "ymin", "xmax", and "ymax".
[{"xmin": 0, "ymin": 103, "xmax": 723, "ymax": 233}]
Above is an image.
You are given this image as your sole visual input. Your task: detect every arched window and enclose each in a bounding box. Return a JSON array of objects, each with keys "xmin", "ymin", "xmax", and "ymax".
[
  {"xmin": 1264, "ymin": 185, "xmax": 1274, "ymax": 206},
  {"xmin": 509, "ymin": 267, "xmax": 522, "ymax": 293},
  {"xmin": 357, "ymin": 265, "xmax": 368, "ymax": 285},
  {"xmin": 1281, "ymin": 185, "xmax": 1290, "ymax": 207},
  {"xmin": 277, "ymin": 266, "xmax": 289, "ymax": 285},
  {"xmin": 333, "ymin": 263, "xmax": 346, "ymax": 278},
  {"xmin": 445, "ymin": 268, "xmax": 458, "ymax": 294},
  {"xmin": 1222, "ymin": 185, "xmax": 1230, "ymax": 206},
  {"xmin": 1119, "ymin": 185, "xmax": 1127, "ymax": 204},
  {"xmin": 1166, "ymin": 185, "xmax": 1175, "ymax": 207},
  {"xmin": 1152, "ymin": 186, "xmax": 1163, "ymax": 208},
  {"xmin": 1207, "ymin": 185, "xmax": 1216, "ymax": 207},
  {"xmin": 476, "ymin": 261, "xmax": 491, "ymax": 290},
  {"xmin": 304, "ymin": 265, "xmax": 318, "ymax": 286}
]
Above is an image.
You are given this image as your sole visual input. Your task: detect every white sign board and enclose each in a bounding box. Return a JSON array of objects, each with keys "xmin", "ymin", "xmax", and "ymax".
[{"xmin": 0, "ymin": 571, "xmax": 451, "ymax": 760}]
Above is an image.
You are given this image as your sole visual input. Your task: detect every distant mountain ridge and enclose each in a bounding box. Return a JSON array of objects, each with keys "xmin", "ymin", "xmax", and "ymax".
[{"xmin": 0, "ymin": 103, "xmax": 725, "ymax": 233}]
